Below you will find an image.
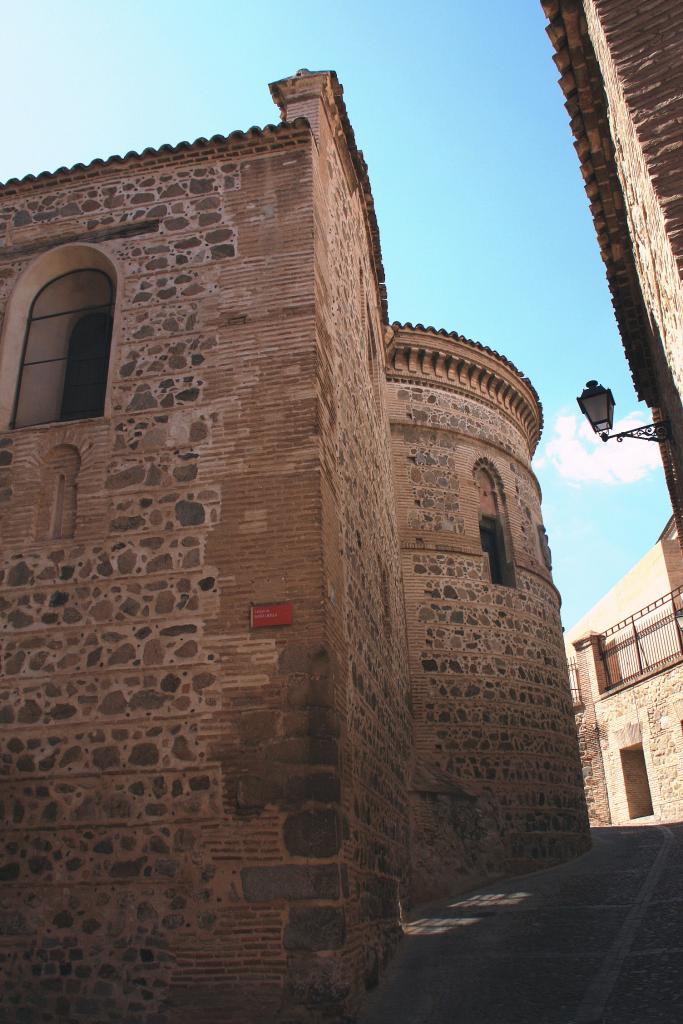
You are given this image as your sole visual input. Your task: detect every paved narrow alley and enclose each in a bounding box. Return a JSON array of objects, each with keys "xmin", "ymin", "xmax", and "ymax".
[{"xmin": 359, "ymin": 825, "xmax": 683, "ymax": 1024}]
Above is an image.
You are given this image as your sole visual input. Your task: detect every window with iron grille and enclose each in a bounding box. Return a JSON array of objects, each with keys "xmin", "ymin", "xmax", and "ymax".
[{"xmin": 12, "ymin": 269, "xmax": 113, "ymax": 428}]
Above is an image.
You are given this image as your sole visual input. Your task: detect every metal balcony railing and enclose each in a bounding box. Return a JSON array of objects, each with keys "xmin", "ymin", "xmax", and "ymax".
[{"xmin": 599, "ymin": 585, "xmax": 683, "ymax": 690}]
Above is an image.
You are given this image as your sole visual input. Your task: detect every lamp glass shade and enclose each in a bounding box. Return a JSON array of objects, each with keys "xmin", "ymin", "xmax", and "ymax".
[{"xmin": 577, "ymin": 380, "xmax": 615, "ymax": 434}]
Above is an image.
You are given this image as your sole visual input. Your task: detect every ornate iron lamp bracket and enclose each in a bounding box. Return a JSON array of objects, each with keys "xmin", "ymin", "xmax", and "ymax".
[{"xmin": 599, "ymin": 421, "xmax": 671, "ymax": 444}]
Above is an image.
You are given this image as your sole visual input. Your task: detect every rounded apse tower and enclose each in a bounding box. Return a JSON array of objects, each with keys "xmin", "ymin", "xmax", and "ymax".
[{"xmin": 384, "ymin": 324, "xmax": 589, "ymax": 902}]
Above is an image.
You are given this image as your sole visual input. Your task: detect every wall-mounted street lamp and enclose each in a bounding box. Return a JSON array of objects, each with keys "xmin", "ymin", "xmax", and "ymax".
[{"xmin": 577, "ymin": 381, "xmax": 671, "ymax": 443}]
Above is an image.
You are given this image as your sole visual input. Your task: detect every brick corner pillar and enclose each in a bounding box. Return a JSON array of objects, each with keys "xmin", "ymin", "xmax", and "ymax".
[
  {"xmin": 573, "ymin": 633, "xmax": 612, "ymax": 825},
  {"xmin": 269, "ymin": 69, "xmax": 341, "ymax": 145},
  {"xmin": 262, "ymin": 66, "xmax": 413, "ymax": 1018}
]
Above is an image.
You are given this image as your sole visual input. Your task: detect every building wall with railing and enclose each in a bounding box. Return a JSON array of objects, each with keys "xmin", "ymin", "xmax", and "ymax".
[
  {"xmin": 567, "ymin": 527, "xmax": 683, "ymax": 826},
  {"xmin": 565, "ymin": 529, "xmax": 683, "ymax": 653},
  {"xmin": 587, "ymin": 663, "xmax": 683, "ymax": 824}
]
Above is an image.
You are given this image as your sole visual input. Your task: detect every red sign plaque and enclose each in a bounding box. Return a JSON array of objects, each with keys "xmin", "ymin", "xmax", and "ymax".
[{"xmin": 250, "ymin": 602, "xmax": 293, "ymax": 629}]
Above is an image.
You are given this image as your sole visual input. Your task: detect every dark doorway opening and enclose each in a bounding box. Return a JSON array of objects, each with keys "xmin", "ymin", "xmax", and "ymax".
[{"xmin": 620, "ymin": 744, "xmax": 654, "ymax": 819}]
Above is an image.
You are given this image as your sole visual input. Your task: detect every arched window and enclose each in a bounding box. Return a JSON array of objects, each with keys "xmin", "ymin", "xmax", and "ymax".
[
  {"xmin": 475, "ymin": 465, "xmax": 515, "ymax": 588},
  {"xmin": 12, "ymin": 269, "xmax": 114, "ymax": 428}
]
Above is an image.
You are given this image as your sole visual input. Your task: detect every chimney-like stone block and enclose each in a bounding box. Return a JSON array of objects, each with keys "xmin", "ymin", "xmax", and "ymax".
[{"xmin": 270, "ymin": 69, "xmax": 340, "ymax": 144}]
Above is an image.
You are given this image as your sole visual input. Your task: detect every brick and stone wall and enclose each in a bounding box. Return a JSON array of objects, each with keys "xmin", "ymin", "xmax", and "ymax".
[
  {"xmin": 545, "ymin": 0, "xmax": 683, "ymax": 824},
  {"xmin": 0, "ymin": 68, "xmax": 418, "ymax": 1022},
  {"xmin": 572, "ymin": 635, "xmax": 613, "ymax": 825},
  {"xmin": 0, "ymin": 114, "xmax": 346, "ymax": 1023},
  {"xmin": 386, "ymin": 325, "xmax": 589, "ymax": 901}
]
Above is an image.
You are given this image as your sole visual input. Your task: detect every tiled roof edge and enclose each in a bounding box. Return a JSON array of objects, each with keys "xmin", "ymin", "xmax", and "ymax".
[
  {"xmin": 541, "ymin": 0, "xmax": 657, "ymax": 406},
  {"xmin": 0, "ymin": 118, "xmax": 312, "ymax": 191}
]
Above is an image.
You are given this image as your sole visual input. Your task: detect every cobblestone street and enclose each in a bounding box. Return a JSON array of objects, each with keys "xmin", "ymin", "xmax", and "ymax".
[{"xmin": 359, "ymin": 825, "xmax": 683, "ymax": 1024}]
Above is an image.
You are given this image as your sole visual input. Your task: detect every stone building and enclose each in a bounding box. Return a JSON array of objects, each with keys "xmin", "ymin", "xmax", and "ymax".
[
  {"xmin": 0, "ymin": 71, "xmax": 588, "ymax": 1023},
  {"xmin": 542, "ymin": 0, "xmax": 683, "ymax": 541},
  {"xmin": 567, "ymin": 518, "xmax": 683, "ymax": 826}
]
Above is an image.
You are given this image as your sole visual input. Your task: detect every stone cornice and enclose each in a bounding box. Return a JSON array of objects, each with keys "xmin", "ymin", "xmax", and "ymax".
[{"xmin": 385, "ymin": 323, "xmax": 543, "ymax": 455}]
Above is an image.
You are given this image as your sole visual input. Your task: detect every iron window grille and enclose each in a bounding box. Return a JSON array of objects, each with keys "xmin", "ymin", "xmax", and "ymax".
[{"xmin": 12, "ymin": 269, "xmax": 114, "ymax": 429}]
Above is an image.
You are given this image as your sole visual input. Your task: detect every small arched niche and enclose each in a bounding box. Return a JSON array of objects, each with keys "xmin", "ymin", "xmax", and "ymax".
[
  {"xmin": 474, "ymin": 462, "xmax": 515, "ymax": 588},
  {"xmin": 37, "ymin": 444, "xmax": 81, "ymax": 540}
]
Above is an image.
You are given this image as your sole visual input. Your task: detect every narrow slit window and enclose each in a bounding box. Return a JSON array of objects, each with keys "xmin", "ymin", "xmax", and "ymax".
[
  {"xmin": 366, "ymin": 300, "xmax": 380, "ymax": 404},
  {"xmin": 38, "ymin": 445, "xmax": 81, "ymax": 541},
  {"xmin": 51, "ymin": 472, "xmax": 66, "ymax": 539},
  {"xmin": 480, "ymin": 517, "xmax": 504, "ymax": 585},
  {"xmin": 475, "ymin": 465, "xmax": 515, "ymax": 588}
]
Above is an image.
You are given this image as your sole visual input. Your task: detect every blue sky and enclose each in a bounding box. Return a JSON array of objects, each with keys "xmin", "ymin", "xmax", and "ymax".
[{"xmin": 2, "ymin": 1, "xmax": 671, "ymax": 627}]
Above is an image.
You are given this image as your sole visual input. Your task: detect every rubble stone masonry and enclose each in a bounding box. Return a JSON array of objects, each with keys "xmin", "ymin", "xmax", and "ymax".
[
  {"xmin": 386, "ymin": 326, "xmax": 589, "ymax": 901},
  {"xmin": 0, "ymin": 71, "xmax": 588, "ymax": 1022}
]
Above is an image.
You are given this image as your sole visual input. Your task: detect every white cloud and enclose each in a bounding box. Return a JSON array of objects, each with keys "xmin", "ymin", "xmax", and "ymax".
[{"xmin": 534, "ymin": 411, "xmax": 662, "ymax": 485}]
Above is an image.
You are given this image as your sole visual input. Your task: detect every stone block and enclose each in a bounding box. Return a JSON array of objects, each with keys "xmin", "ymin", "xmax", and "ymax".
[
  {"xmin": 286, "ymin": 954, "xmax": 351, "ymax": 1008},
  {"xmin": 270, "ymin": 737, "xmax": 338, "ymax": 766},
  {"xmin": 238, "ymin": 709, "xmax": 278, "ymax": 744},
  {"xmin": 284, "ymin": 906, "xmax": 345, "ymax": 951},
  {"xmin": 283, "ymin": 810, "xmax": 340, "ymax": 857},
  {"xmin": 283, "ymin": 772, "xmax": 341, "ymax": 804},
  {"xmin": 286, "ymin": 675, "xmax": 335, "ymax": 709},
  {"xmin": 278, "ymin": 644, "xmax": 330, "ymax": 676},
  {"xmin": 236, "ymin": 776, "xmax": 280, "ymax": 808},
  {"xmin": 241, "ymin": 864, "xmax": 340, "ymax": 901}
]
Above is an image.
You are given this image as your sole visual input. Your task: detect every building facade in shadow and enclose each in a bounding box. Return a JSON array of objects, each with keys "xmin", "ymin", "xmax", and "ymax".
[{"xmin": 0, "ymin": 70, "xmax": 588, "ymax": 1024}]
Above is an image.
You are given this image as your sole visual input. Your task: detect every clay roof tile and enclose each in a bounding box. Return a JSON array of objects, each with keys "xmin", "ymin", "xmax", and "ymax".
[{"xmin": 0, "ymin": 119, "xmax": 311, "ymax": 190}]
